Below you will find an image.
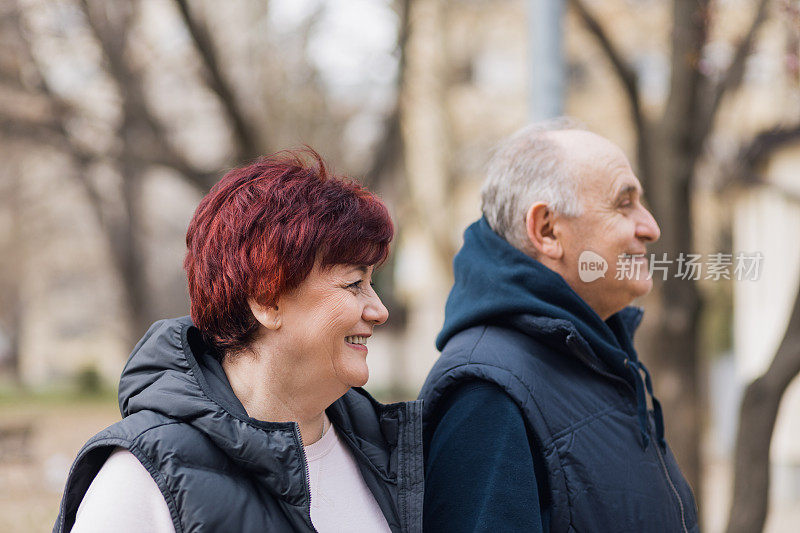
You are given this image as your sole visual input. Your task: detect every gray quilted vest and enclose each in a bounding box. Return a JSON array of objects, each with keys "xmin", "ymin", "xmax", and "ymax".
[{"xmin": 54, "ymin": 318, "xmax": 423, "ymax": 533}]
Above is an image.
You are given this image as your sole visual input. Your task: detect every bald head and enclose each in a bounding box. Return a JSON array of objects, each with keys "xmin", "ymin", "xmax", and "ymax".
[
  {"xmin": 544, "ymin": 130, "xmax": 639, "ymax": 207},
  {"xmin": 480, "ymin": 118, "xmax": 586, "ymax": 255}
]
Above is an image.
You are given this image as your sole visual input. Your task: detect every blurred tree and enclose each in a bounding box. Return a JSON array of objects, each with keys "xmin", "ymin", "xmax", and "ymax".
[
  {"xmin": 171, "ymin": 0, "xmax": 264, "ymax": 164},
  {"xmin": 727, "ymin": 267, "xmax": 800, "ymax": 533},
  {"xmin": 0, "ymin": 160, "xmax": 24, "ymax": 383},
  {"xmin": 0, "ymin": 5, "xmax": 49, "ymax": 382},
  {"xmin": 0, "ymin": 0, "xmax": 406, "ymax": 349},
  {"xmin": 725, "ymin": 122, "xmax": 800, "ymax": 533},
  {"xmin": 401, "ymin": 0, "xmax": 457, "ymax": 270},
  {"xmin": 570, "ymin": 0, "xmax": 800, "ymax": 525}
]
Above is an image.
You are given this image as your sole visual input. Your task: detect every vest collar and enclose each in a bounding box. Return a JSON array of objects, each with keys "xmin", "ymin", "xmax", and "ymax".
[
  {"xmin": 118, "ymin": 317, "xmax": 416, "ymax": 506},
  {"xmin": 506, "ymin": 309, "xmax": 665, "ymax": 450}
]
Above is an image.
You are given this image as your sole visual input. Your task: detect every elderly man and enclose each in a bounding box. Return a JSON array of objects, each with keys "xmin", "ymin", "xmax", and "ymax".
[{"xmin": 419, "ymin": 119, "xmax": 699, "ymax": 532}]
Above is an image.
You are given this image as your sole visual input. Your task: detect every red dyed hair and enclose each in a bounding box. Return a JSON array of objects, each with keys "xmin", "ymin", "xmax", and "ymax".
[{"xmin": 184, "ymin": 148, "xmax": 393, "ymax": 353}]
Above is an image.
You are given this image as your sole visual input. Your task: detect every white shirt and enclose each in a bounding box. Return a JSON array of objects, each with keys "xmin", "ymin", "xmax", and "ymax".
[
  {"xmin": 305, "ymin": 419, "xmax": 392, "ymax": 533},
  {"xmin": 73, "ymin": 422, "xmax": 391, "ymax": 532},
  {"xmin": 72, "ymin": 448, "xmax": 174, "ymax": 533}
]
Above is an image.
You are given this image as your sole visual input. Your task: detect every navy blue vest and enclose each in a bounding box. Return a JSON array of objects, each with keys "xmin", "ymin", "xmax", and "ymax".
[{"xmin": 419, "ymin": 317, "xmax": 699, "ymax": 533}]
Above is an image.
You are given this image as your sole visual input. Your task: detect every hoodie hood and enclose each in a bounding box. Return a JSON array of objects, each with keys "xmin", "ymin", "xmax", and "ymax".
[
  {"xmin": 438, "ymin": 218, "xmax": 664, "ymax": 448},
  {"xmin": 437, "ymin": 217, "xmax": 641, "ymax": 357}
]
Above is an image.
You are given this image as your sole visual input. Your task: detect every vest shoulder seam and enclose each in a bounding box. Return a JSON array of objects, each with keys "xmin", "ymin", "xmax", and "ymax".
[
  {"xmin": 464, "ymin": 325, "xmax": 490, "ymax": 363},
  {"xmin": 125, "ymin": 441, "xmax": 184, "ymax": 533},
  {"xmin": 71, "ymin": 426, "xmax": 185, "ymax": 533}
]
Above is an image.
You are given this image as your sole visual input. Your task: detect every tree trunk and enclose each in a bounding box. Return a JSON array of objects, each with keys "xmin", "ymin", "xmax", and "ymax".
[
  {"xmin": 114, "ymin": 114, "xmax": 155, "ymax": 344},
  {"xmin": 401, "ymin": 0, "xmax": 456, "ymax": 270},
  {"xmin": 570, "ymin": 0, "xmax": 776, "ymax": 511},
  {"xmin": 726, "ymin": 282, "xmax": 800, "ymax": 533},
  {"xmin": 634, "ymin": 0, "xmax": 709, "ymax": 497},
  {"xmin": 638, "ymin": 121, "xmax": 706, "ymax": 501},
  {"xmin": 0, "ymin": 161, "xmax": 25, "ymax": 383}
]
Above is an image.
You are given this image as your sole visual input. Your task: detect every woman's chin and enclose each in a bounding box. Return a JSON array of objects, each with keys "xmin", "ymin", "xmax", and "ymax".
[{"xmin": 336, "ymin": 364, "xmax": 370, "ymax": 389}]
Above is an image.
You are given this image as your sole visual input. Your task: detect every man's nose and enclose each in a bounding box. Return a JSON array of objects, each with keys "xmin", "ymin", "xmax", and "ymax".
[{"xmin": 637, "ymin": 206, "xmax": 661, "ymax": 243}]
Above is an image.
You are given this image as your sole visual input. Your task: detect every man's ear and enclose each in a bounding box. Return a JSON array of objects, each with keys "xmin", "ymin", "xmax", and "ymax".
[
  {"xmin": 247, "ymin": 297, "xmax": 281, "ymax": 330},
  {"xmin": 525, "ymin": 202, "xmax": 563, "ymax": 260}
]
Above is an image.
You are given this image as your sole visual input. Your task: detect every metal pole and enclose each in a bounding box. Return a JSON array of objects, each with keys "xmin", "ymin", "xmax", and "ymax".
[{"xmin": 528, "ymin": 0, "xmax": 565, "ymax": 121}]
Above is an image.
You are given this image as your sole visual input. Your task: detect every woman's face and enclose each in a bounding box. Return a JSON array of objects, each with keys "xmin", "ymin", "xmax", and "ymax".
[{"xmin": 272, "ymin": 262, "xmax": 389, "ymax": 390}]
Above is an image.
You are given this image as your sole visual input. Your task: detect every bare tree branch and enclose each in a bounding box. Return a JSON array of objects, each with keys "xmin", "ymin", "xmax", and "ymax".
[
  {"xmin": 568, "ymin": 0, "xmax": 641, "ymax": 123},
  {"xmin": 568, "ymin": 0, "xmax": 652, "ymax": 186},
  {"xmin": 78, "ymin": 0, "xmax": 197, "ymax": 336},
  {"xmin": 80, "ymin": 0, "xmax": 217, "ymax": 191},
  {"xmin": 0, "ymin": 112, "xmax": 109, "ymax": 220},
  {"xmin": 363, "ymin": 0, "xmax": 411, "ymax": 188},
  {"xmin": 653, "ymin": 0, "xmax": 710, "ymax": 223},
  {"xmin": 173, "ymin": 0, "xmax": 263, "ymax": 161},
  {"xmin": 739, "ymin": 123, "xmax": 800, "ymax": 173},
  {"xmin": 7, "ymin": 1, "xmax": 99, "ymax": 176},
  {"xmin": 701, "ymin": 0, "xmax": 770, "ymax": 128},
  {"xmin": 719, "ymin": 122, "xmax": 800, "ymax": 189}
]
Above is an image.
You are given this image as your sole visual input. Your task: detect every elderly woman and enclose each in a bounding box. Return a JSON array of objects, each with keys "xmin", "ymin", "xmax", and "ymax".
[{"xmin": 54, "ymin": 150, "xmax": 423, "ymax": 532}]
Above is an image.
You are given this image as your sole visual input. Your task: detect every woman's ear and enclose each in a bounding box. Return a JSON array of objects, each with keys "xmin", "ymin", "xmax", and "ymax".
[
  {"xmin": 247, "ymin": 297, "xmax": 281, "ymax": 330},
  {"xmin": 525, "ymin": 202, "xmax": 563, "ymax": 260}
]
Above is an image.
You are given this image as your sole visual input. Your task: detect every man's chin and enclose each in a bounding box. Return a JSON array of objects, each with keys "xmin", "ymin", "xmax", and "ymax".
[{"xmin": 630, "ymin": 277, "xmax": 654, "ymax": 298}]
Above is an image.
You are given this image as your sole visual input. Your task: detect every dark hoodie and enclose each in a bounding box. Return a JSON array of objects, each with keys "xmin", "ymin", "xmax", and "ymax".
[
  {"xmin": 54, "ymin": 317, "xmax": 423, "ymax": 533},
  {"xmin": 419, "ymin": 218, "xmax": 698, "ymax": 532}
]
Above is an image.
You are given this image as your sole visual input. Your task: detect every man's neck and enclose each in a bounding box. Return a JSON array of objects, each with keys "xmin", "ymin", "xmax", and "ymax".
[{"xmin": 532, "ymin": 256, "xmax": 616, "ymax": 320}]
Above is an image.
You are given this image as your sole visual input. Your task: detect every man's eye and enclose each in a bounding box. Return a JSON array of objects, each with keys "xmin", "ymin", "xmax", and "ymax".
[{"xmin": 346, "ymin": 280, "xmax": 362, "ymax": 290}]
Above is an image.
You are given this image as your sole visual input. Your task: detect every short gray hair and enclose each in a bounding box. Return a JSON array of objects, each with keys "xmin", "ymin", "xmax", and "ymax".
[{"xmin": 480, "ymin": 117, "xmax": 585, "ymax": 255}]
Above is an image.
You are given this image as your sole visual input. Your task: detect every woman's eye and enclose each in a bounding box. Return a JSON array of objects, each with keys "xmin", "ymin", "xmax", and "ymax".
[{"xmin": 346, "ymin": 280, "xmax": 362, "ymax": 290}]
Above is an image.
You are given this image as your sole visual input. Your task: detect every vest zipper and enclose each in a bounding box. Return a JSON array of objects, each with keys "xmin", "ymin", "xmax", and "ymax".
[
  {"xmin": 651, "ymin": 426, "xmax": 689, "ymax": 533},
  {"xmin": 573, "ymin": 338, "xmax": 689, "ymax": 530},
  {"xmin": 294, "ymin": 423, "xmax": 318, "ymax": 533}
]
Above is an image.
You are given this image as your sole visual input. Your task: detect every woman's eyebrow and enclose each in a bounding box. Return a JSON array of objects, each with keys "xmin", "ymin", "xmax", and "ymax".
[{"xmin": 346, "ymin": 265, "xmax": 369, "ymax": 275}]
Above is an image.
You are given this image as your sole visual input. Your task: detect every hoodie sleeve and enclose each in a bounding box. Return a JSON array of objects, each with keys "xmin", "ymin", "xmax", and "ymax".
[{"xmin": 423, "ymin": 381, "xmax": 547, "ymax": 532}]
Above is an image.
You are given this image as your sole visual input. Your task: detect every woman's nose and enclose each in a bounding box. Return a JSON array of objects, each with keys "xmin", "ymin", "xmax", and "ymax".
[{"xmin": 364, "ymin": 291, "xmax": 389, "ymax": 326}]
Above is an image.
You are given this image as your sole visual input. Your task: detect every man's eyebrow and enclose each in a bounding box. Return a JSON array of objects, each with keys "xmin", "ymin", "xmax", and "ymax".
[{"xmin": 615, "ymin": 184, "xmax": 642, "ymax": 198}]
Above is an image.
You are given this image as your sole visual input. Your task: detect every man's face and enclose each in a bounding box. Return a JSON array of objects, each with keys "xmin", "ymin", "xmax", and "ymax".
[{"xmin": 550, "ymin": 131, "xmax": 660, "ymax": 319}]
